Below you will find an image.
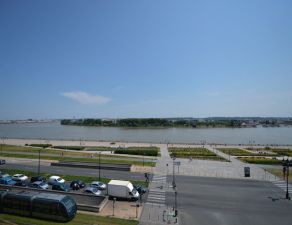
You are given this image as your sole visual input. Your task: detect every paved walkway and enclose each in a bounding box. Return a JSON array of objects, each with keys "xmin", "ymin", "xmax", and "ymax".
[
  {"xmin": 172, "ymin": 145, "xmax": 280, "ymax": 182},
  {"xmin": 139, "ymin": 145, "xmax": 177, "ymax": 225}
]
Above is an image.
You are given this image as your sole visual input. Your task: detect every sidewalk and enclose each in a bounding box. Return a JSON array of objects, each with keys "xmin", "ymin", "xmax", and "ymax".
[
  {"xmin": 172, "ymin": 145, "xmax": 280, "ymax": 181},
  {"xmin": 139, "ymin": 145, "xmax": 178, "ymax": 225}
]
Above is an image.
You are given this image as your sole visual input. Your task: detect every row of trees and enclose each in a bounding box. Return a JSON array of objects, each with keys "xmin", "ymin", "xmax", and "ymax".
[{"xmin": 61, "ymin": 118, "xmax": 242, "ymax": 128}]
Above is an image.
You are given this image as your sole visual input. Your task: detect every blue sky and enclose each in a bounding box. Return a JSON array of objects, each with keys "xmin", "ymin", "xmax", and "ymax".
[{"xmin": 1, "ymin": 0, "xmax": 292, "ymax": 119}]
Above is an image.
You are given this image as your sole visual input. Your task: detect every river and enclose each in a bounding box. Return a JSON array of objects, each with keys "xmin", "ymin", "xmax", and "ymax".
[{"xmin": 0, "ymin": 122, "xmax": 292, "ymax": 145}]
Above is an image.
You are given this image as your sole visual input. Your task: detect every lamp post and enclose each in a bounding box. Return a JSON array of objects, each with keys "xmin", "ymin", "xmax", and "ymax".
[
  {"xmin": 98, "ymin": 152, "xmax": 101, "ymax": 180},
  {"xmin": 0, "ymin": 137, "xmax": 3, "ymax": 155},
  {"xmin": 282, "ymin": 158, "xmax": 290, "ymax": 200},
  {"xmin": 174, "ymin": 188, "xmax": 178, "ymax": 217},
  {"xmin": 112, "ymin": 197, "xmax": 116, "ymax": 216},
  {"xmin": 38, "ymin": 148, "xmax": 41, "ymax": 175},
  {"xmin": 172, "ymin": 153, "xmax": 176, "ymax": 189}
]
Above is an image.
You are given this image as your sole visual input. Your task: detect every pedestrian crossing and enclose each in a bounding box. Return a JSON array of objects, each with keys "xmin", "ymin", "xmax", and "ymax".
[
  {"xmin": 145, "ymin": 174, "xmax": 167, "ymax": 206},
  {"xmin": 152, "ymin": 174, "xmax": 167, "ymax": 184},
  {"xmin": 272, "ymin": 180, "xmax": 292, "ymax": 194}
]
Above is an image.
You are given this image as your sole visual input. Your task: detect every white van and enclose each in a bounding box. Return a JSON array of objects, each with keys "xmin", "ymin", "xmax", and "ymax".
[{"xmin": 107, "ymin": 180, "xmax": 139, "ymax": 201}]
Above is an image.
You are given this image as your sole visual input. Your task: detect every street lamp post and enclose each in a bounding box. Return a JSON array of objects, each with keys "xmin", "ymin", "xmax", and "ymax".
[
  {"xmin": 112, "ymin": 197, "xmax": 116, "ymax": 216},
  {"xmin": 0, "ymin": 137, "xmax": 3, "ymax": 155},
  {"xmin": 172, "ymin": 153, "xmax": 176, "ymax": 189},
  {"xmin": 99, "ymin": 152, "xmax": 101, "ymax": 180},
  {"xmin": 38, "ymin": 149, "xmax": 41, "ymax": 175},
  {"xmin": 282, "ymin": 158, "xmax": 291, "ymax": 200},
  {"xmin": 174, "ymin": 189, "xmax": 178, "ymax": 217}
]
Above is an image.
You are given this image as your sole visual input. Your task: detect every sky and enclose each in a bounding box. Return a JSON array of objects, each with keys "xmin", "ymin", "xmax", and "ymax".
[{"xmin": 0, "ymin": 0, "xmax": 292, "ymax": 119}]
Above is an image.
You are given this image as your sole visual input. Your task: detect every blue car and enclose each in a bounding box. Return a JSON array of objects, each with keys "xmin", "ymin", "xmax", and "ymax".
[{"xmin": 0, "ymin": 176, "xmax": 17, "ymax": 185}]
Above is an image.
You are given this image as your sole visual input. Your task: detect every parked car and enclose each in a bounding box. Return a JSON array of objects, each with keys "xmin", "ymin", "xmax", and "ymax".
[
  {"xmin": 14, "ymin": 180, "xmax": 27, "ymax": 187},
  {"xmin": 29, "ymin": 181, "xmax": 49, "ymax": 190},
  {"xmin": 30, "ymin": 176, "xmax": 46, "ymax": 183},
  {"xmin": 90, "ymin": 181, "xmax": 106, "ymax": 190},
  {"xmin": 48, "ymin": 176, "xmax": 65, "ymax": 185},
  {"xmin": 70, "ymin": 180, "xmax": 85, "ymax": 190},
  {"xmin": 0, "ymin": 176, "xmax": 17, "ymax": 185},
  {"xmin": 0, "ymin": 159, "xmax": 6, "ymax": 165},
  {"xmin": 52, "ymin": 183, "xmax": 70, "ymax": 192},
  {"xmin": 0, "ymin": 173, "xmax": 9, "ymax": 179},
  {"xmin": 134, "ymin": 184, "xmax": 148, "ymax": 195},
  {"xmin": 84, "ymin": 187, "xmax": 101, "ymax": 196},
  {"xmin": 12, "ymin": 174, "xmax": 28, "ymax": 182}
]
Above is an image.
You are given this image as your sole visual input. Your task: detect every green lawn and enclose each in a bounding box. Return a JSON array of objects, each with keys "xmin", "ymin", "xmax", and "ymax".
[
  {"xmin": 168, "ymin": 147, "xmax": 226, "ymax": 161},
  {"xmin": 266, "ymin": 168, "xmax": 292, "ymax": 180},
  {"xmin": 0, "ymin": 145, "xmax": 155, "ymax": 167},
  {"xmin": 218, "ymin": 148, "xmax": 252, "ymax": 156},
  {"xmin": 0, "ymin": 213, "xmax": 138, "ymax": 225},
  {"xmin": 237, "ymin": 157, "xmax": 282, "ymax": 165}
]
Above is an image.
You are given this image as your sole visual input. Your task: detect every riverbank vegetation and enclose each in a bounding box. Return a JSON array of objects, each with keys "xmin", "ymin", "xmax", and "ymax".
[
  {"xmin": 61, "ymin": 118, "xmax": 243, "ymax": 128},
  {"xmin": 169, "ymin": 147, "xmax": 226, "ymax": 161}
]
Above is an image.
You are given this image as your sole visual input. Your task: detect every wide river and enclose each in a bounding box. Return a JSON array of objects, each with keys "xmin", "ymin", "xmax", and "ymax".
[{"xmin": 0, "ymin": 122, "xmax": 292, "ymax": 145}]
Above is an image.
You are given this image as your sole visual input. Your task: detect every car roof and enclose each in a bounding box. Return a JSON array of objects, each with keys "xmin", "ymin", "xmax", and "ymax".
[
  {"xmin": 50, "ymin": 175, "xmax": 60, "ymax": 179},
  {"xmin": 85, "ymin": 186, "xmax": 97, "ymax": 191},
  {"xmin": 33, "ymin": 181, "xmax": 43, "ymax": 184},
  {"xmin": 13, "ymin": 174, "xmax": 23, "ymax": 176}
]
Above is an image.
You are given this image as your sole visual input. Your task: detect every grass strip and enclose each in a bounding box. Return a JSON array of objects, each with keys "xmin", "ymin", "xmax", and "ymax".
[
  {"xmin": 265, "ymin": 168, "xmax": 292, "ymax": 181},
  {"xmin": 0, "ymin": 213, "xmax": 138, "ymax": 225},
  {"xmin": 1, "ymin": 145, "xmax": 157, "ymax": 161},
  {"xmin": 0, "ymin": 152, "xmax": 155, "ymax": 167},
  {"xmin": 168, "ymin": 147, "xmax": 227, "ymax": 161},
  {"xmin": 237, "ymin": 157, "xmax": 282, "ymax": 165}
]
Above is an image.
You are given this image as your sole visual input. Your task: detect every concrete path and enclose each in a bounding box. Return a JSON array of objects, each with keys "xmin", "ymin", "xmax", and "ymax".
[
  {"xmin": 172, "ymin": 145, "xmax": 280, "ymax": 182},
  {"xmin": 139, "ymin": 145, "xmax": 178, "ymax": 225}
]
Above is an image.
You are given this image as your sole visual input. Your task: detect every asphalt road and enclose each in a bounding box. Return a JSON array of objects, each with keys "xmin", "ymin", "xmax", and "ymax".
[
  {"xmin": 166, "ymin": 176, "xmax": 292, "ymax": 225},
  {"xmin": 0, "ymin": 163, "xmax": 148, "ymax": 181}
]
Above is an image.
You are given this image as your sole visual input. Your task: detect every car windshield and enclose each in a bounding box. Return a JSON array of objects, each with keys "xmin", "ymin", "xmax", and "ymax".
[{"xmin": 57, "ymin": 178, "xmax": 62, "ymax": 181}]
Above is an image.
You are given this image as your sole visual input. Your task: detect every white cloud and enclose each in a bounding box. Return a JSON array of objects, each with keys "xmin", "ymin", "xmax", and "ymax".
[{"xmin": 61, "ymin": 91, "xmax": 111, "ymax": 105}]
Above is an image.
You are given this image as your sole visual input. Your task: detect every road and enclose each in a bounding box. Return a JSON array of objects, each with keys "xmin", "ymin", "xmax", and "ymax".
[
  {"xmin": 166, "ymin": 176, "xmax": 292, "ymax": 225},
  {"xmin": 0, "ymin": 163, "xmax": 148, "ymax": 181}
]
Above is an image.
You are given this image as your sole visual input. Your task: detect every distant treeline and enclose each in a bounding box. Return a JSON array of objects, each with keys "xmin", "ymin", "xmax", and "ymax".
[{"xmin": 60, "ymin": 118, "xmax": 242, "ymax": 128}]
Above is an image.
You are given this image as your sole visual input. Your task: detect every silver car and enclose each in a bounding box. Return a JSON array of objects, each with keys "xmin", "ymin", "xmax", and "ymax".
[
  {"xmin": 29, "ymin": 181, "xmax": 49, "ymax": 190},
  {"xmin": 90, "ymin": 181, "xmax": 107, "ymax": 190},
  {"xmin": 84, "ymin": 187, "xmax": 102, "ymax": 196}
]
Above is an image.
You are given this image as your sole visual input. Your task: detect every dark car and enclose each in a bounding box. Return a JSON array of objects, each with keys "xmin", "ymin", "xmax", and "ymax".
[
  {"xmin": 29, "ymin": 181, "xmax": 49, "ymax": 189},
  {"xmin": 14, "ymin": 180, "xmax": 27, "ymax": 187},
  {"xmin": 52, "ymin": 183, "xmax": 70, "ymax": 192},
  {"xmin": 70, "ymin": 180, "xmax": 85, "ymax": 190},
  {"xmin": 134, "ymin": 184, "xmax": 147, "ymax": 195},
  {"xmin": 0, "ymin": 159, "xmax": 6, "ymax": 165},
  {"xmin": 30, "ymin": 176, "xmax": 46, "ymax": 183}
]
